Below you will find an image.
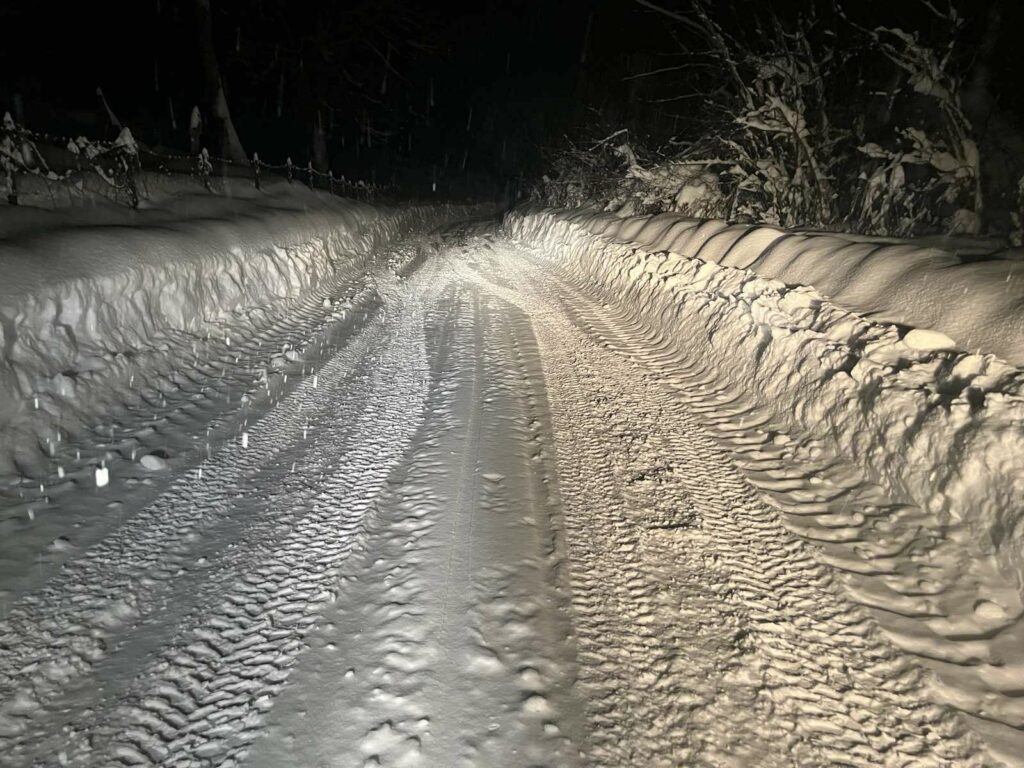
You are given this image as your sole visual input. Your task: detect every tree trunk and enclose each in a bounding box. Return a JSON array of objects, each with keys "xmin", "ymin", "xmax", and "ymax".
[
  {"xmin": 312, "ymin": 109, "xmax": 329, "ymax": 172},
  {"xmin": 194, "ymin": 0, "xmax": 247, "ymax": 162}
]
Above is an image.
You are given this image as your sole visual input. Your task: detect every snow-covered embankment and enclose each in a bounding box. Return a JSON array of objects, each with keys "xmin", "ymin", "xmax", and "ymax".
[
  {"xmin": 507, "ymin": 206, "xmax": 1024, "ymax": 572},
  {"xmin": 506, "ymin": 206, "xmax": 1024, "ymax": 748},
  {"xmin": 0, "ymin": 182, "xmax": 476, "ymax": 478}
]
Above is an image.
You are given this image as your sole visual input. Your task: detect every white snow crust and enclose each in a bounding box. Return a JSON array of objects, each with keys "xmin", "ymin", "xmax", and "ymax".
[
  {"xmin": 2, "ymin": 207, "xmax": 1023, "ymax": 764},
  {"xmin": 543, "ymin": 208, "xmax": 1024, "ymax": 365},
  {"xmin": 0, "ymin": 179, "xmax": 477, "ymax": 477},
  {"xmin": 506, "ymin": 208, "xmax": 1024, "ymax": 679}
]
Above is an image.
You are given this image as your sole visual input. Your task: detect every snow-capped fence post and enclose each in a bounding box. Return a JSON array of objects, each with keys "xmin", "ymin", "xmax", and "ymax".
[
  {"xmin": 251, "ymin": 151, "xmax": 261, "ymax": 190},
  {"xmin": 112, "ymin": 127, "xmax": 141, "ymax": 208},
  {"xmin": 285, "ymin": 156, "xmax": 293, "ymax": 183},
  {"xmin": 328, "ymin": 170, "xmax": 334, "ymax": 195},
  {"xmin": 188, "ymin": 107, "xmax": 201, "ymax": 156},
  {"xmin": 197, "ymin": 147, "xmax": 213, "ymax": 191},
  {"xmin": 307, "ymin": 160, "xmax": 315, "ymax": 190},
  {"xmin": 189, "ymin": 106, "xmax": 202, "ymax": 156},
  {"xmin": 1, "ymin": 112, "xmax": 18, "ymax": 205},
  {"xmin": 2, "ymin": 161, "xmax": 17, "ymax": 206}
]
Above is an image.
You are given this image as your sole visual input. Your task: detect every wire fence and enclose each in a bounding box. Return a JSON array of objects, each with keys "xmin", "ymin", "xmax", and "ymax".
[{"xmin": 0, "ymin": 112, "xmax": 385, "ymax": 209}]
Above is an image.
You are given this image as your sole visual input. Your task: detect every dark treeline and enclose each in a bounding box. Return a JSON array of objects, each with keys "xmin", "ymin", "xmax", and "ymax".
[
  {"xmin": 0, "ymin": 0, "xmax": 591, "ymax": 199},
  {"xmin": 2, "ymin": 0, "xmax": 1022, "ymax": 228}
]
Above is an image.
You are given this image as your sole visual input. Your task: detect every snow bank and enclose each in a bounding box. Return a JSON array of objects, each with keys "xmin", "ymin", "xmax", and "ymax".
[
  {"xmin": 0, "ymin": 180, "xmax": 477, "ymax": 476},
  {"xmin": 542, "ymin": 208, "xmax": 1024, "ymax": 366},
  {"xmin": 505, "ymin": 206, "xmax": 1024, "ymax": 593}
]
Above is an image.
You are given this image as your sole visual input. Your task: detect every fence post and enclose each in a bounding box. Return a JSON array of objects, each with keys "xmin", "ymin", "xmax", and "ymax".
[
  {"xmin": 3, "ymin": 165, "xmax": 17, "ymax": 206},
  {"xmin": 251, "ymin": 151, "xmax": 261, "ymax": 190},
  {"xmin": 307, "ymin": 161, "xmax": 315, "ymax": 190},
  {"xmin": 1, "ymin": 112, "xmax": 19, "ymax": 205},
  {"xmin": 114, "ymin": 127, "xmax": 140, "ymax": 208},
  {"xmin": 286, "ymin": 156, "xmax": 293, "ymax": 183},
  {"xmin": 189, "ymin": 106, "xmax": 202, "ymax": 155},
  {"xmin": 198, "ymin": 147, "xmax": 212, "ymax": 191},
  {"xmin": 328, "ymin": 170, "xmax": 334, "ymax": 195},
  {"xmin": 67, "ymin": 138, "xmax": 85, "ymax": 174}
]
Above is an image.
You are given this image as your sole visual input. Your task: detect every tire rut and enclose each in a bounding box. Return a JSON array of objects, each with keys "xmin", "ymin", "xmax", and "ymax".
[{"xmin": 454, "ymin": 237, "xmax": 987, "ymax": 767}]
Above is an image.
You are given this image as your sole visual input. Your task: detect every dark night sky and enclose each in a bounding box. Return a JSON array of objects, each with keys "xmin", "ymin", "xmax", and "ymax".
[{"xmin": 1, "ymin": 0, "xmax": 1021, "ymax": 197}]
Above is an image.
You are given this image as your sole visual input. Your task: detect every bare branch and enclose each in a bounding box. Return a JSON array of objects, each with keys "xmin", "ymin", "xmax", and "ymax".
[{"xmin": 633, "ymin": 0, "xmax": 706, "ymax": 36}]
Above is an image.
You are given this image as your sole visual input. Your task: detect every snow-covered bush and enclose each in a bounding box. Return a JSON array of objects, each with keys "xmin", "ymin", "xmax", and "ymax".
[
  {"xmin": 535, "ymin": 2, "xmax": 847, "ymax": 228},
  {"xmin": 1, "ymin": 111, "xmax": 55, "ymax": 204},
  {"xmin": 847, "ymin": 5, "xmax": 982, "ymax": 235},
  {"xmin": 538, "ymin": 0, "xmax": 997, "ymax": 239},
  {"xmin": 535, "ymin": 132, "xmax": 631, "ymax": 210},
  {"xmin": 0, "ymin": 112, "xmax": 18, "ymax": 202},
  {"xmin": 681, "ymin": 5, "xmax": 841, "ymax": 228}
]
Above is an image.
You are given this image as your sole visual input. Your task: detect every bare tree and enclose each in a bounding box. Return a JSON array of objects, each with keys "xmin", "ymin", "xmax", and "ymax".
[
  {"xmin": 195, "ymin": 0, "xmax": 247, "ymax": 162},
  {"xmin": 225, "ymin": 0, "xmax": 429, "ymax": 171}
]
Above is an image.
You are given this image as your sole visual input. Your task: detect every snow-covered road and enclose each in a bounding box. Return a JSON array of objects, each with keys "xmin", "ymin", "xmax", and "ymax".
[{"xmin": 0, "ymin": 224, "xmax": 1016, "ymax": 766}]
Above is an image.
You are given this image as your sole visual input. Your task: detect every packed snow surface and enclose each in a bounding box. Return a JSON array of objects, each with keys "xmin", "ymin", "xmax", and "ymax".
[
  {"xmin": 0, "ymin": 197, "xmax": 1022, "ymax": 767},
  {"xmin": 0, "ymin": 179, "xmax": 476, "ymax": 478},
  {"xmin": 506, "ymin": 207, "xmax": 1024, "ymax": 763}
]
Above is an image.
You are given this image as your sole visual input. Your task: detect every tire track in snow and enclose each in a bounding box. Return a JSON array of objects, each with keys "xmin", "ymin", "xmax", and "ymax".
[
  {"xmin": 0, "ymin": 224, "xmax": 999, "ymax": 767},
  {"xmin": 582, "ymin": 299, "xmax": 1024, "ymax": 764},
  {"xmin": 0, "ymin": 265, "xmax": 380, "ymax": 605},
  {"xmin": 0, "ymin": 319, "xmax": 381, "ymax": 745},
  {"xmin": 455, "ymin": 238, "xmax": 987, "ymax": 766},
  {"xmin": 522, "ymin": 232, "xmax": 1023, "ymax": 764},
  {"xmin": 76, "ymin": 269, "xmax": 435, "ymax": 767},
  {"xmin": 0, "ymin": 256, "xmax": 436, "ymax": 765},
  {"xmin": 246, "ymin": 278, "xmax": 584, "ymax": 767}
]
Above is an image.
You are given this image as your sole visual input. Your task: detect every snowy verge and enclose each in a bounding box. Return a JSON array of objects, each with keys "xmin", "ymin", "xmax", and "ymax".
[
  {"xmin": 528, "ymin": 206, "xmax": 1024, "ymax": 365},
  {"xmin": 0, "ymin": 180, "xmax": 481, "ymax": 477},
  {"xmin": 505, "ymin": 206, "xmax": 1024, "ymax": 594}
]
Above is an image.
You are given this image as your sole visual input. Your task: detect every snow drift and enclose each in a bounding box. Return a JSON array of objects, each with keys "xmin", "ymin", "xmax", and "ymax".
[
  {"xmin": 506, "ymin": 207, "xmax": 1024, "ymax": 559},
  {"xmin": 542, "ymin": 209, "xmax": 1024, "ymax": 366},
  {"xmin": 505, "ymin": 207, "xmax": 1024, "ymax": 738},
  {"xmin": 0, "ymin": 179, "xmax": 477, "ymax": 477}
]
